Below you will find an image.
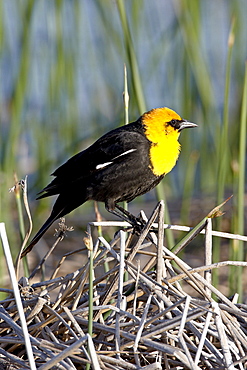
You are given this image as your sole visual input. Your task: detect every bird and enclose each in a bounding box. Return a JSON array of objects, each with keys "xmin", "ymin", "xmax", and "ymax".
[{"xmin": 21, "ymin": 107, "xmax": 197, "ymax": 257}]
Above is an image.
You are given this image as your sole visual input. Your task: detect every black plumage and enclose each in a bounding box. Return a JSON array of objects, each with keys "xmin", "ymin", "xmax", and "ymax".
[
  {"xmin": 21, "ymin": 107, "xmax": 196, "ymax": 257},
  {"xmin": 22, "ymin": 119, "xmax": 161, "ymax": 256}
]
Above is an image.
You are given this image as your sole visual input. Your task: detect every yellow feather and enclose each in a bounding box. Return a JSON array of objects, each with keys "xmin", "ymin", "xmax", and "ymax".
[{"xmin": 142, "ymin": 107, "xmax": 182, "ymax": 176}]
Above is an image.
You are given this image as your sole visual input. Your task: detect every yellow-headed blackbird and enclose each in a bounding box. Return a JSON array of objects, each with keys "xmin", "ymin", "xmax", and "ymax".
[{"xmin": 21, "ymin": 107, "xmax": 197, "ymax": 257}]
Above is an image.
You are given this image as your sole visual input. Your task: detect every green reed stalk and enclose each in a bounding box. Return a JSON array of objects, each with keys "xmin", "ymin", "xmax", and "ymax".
[
  {"xmin": 236, "ymin": 62, "xmax": 247, "ymax": 297},
  {"xmin": 116, "ymin": 0, "xmax": 146, "ymax": 114},
  {"xmin": 230, "ymin": 62, "xmax": 247, "ymax": 301},
  {"xmin": 0, "ymin": 0, "xmax": 34, "ymax": 259},
  {"xmin": 213, "ymin": 20, "xmax": 235, "ymax": 292}
]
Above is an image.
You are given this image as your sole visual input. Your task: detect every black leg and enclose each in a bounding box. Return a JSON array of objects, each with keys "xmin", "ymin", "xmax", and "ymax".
[
  {"xmin": 106, "ymin": 204, "xmax": 145, "ymax": 234},
  {"xmin": 115, "ymin": 204, "xmax": 143, "ymax": 225}
]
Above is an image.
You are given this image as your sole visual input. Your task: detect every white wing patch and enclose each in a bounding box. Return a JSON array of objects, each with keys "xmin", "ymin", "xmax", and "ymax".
[
  {"xmin": 113, "ymin": 148, "xmax": 136, "ymax": 159},
  {"xmin": 96, "ymin": 149, "xmax": 136, "ymax": 170},
  {"xmin": 96, "ymin": 161, "xmax": 113, "ymax": 170}
]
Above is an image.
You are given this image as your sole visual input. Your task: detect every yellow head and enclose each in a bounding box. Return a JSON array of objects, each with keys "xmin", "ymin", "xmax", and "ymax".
[{"xmin": 141, "ymin": 107, "xmax": 197, "ymax": 176}]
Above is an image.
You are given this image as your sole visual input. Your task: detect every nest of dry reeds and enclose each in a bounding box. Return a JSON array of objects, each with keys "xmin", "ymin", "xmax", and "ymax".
[{"xmin": 1, "ymin": 200, "xmax": 247, "ymax": 369}]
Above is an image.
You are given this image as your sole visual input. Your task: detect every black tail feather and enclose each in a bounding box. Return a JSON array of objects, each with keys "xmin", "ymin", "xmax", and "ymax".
[
  {"xmin": 22, "ymin": 192, "xmax": 88, "ymax": 258},
  {"xmin": 21, "ymin": 211, "xmax": 63, "ymax": 258}
]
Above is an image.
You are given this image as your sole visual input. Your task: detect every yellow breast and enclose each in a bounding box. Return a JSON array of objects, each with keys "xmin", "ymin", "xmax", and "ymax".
[
  {"xmin": 142, "ymin": 107, "xmax": 182, "ymax": 176},
  {"xmin": 149, "ymin": 136, "xmax": 181, "ymax": 176}
]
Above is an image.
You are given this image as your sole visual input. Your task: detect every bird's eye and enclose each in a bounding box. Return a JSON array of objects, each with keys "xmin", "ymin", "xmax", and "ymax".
[
  {"xmin": 169, "ymin": 119, "xmax": 176, "ymax": 127},
  {"xmin": 168, "ymin": 119, "xmax": 183, "ymax": 130}
]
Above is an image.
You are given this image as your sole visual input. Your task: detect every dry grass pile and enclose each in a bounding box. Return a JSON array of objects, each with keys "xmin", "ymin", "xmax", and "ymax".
[{"xmin": 0, "ymin": 202, "xmax": 247, "ymax": 369}]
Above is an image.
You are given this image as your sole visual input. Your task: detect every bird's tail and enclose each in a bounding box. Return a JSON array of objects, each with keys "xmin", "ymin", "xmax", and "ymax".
[{"xmin": 21, "ymin": 210, "xmax": 63, "ymax": 258}]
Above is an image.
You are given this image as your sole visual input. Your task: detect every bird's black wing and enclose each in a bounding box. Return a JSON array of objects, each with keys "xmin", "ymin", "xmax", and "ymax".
[{"xmin": 37, "ymin": 121, "xmax": 148, "ymax": 198}]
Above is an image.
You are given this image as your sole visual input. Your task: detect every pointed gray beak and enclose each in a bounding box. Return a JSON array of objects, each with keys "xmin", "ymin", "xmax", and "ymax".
[{"xmin": 179, "ymin": 121, "xmax": 198, "ymax": 131}]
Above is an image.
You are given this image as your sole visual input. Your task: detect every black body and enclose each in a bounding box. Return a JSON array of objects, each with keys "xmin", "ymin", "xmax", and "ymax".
[{"xmin": 22, "ymin": 119, "xmax": 163, "ymax": 256}]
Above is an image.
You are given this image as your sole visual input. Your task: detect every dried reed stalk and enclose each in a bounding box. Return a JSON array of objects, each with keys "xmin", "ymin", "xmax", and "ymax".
[{"xmin": 0, "ymin": 201, "xmax": 247, "ymax": 369}]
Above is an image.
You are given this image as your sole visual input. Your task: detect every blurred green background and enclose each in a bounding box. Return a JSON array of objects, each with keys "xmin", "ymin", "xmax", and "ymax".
[{"xmin": 0, "ymin": 0, "xmax": 246, "ymax": 293}]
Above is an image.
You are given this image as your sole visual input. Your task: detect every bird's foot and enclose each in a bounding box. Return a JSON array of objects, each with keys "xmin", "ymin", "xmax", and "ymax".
[{"xmin": 107, "ymin": 204, "xmax": 145, "ymax": 234}]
